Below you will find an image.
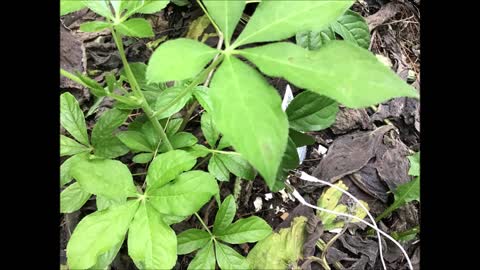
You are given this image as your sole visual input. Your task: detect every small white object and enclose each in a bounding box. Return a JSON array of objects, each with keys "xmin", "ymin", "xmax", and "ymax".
[
  {"xmin": 316, "ymin": 144, "xmax": 328, "ymax": 155},
  {"xmin": 281, "ymin": 85, "xmax": 307, "ymax": 164},
  {"xmin": 279, "ymin": 188, "xmax": 295, "ymax": 202},
  {"xmin": 329, "ymin": 228, "xmax": 343, "ymax": 234},
  {"xmin": 274, "ymin": 206, "xmax": 286, "ymax": 214},
  {"xmin": 265, "ymin": 193, "xmax": 273, "ymax": 201},
  {"xmin": 253, "ymin": 197, "xmax": 263, "ymax": 212},
  {"xmin": 269, "ymin": 204, "xmax": 273, "ymax": 209}
]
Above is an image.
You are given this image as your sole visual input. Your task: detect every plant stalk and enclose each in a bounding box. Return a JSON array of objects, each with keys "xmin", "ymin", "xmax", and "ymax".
[{"xmin": 194, "ymin": 212, "xmax": 213, "ymax": 236}]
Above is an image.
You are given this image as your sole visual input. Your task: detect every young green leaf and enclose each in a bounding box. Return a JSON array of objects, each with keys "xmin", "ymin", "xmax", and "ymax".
[
  {"xmin": 154, "ymin": 86, "xmax": 193, "ymax": 119},
  {"xmin": 117, "ymin": 130, "xmax": 153, "ymax": 152},
  {"xmin": 127, "ymin": 203, "xmax": 177, "ymax": 270},
  {"xmin": 187, "ymin": 241, "xmax": 216, "ymax": 270},
  {"xmin": 81, "ymin": 0, "xmax": 113, "ymax": 19},
  {"xmin": 296, "ymin": 28, "xmax": 335, "ymax": 50},
  {"xmin": 70, "ymin": 158, "xmax": 137, "ymax": 200},
  {"xmin": 148, "ymin": 170, "xmax": 219, "ymax": 216},
  {"xmin": 91, "ymin": 108, "xmax": 131, "ymax": 158},
  {"xmin": 136, "ymin": 0, "xmax": 169, "ymax": 14},
  {"xmin": 60, "ymin": 135, "xmax": 90, "ymax": 156},
  {"xmin": 132, "ymin": 152, "xmax": 154, "ymax": 164},
  {"xmin": 61, "ymin": 0, "xmax": 86, "ymax": 16},
  {"xmin": 160, "ymin": 132, "xmax": 198, "ymax": 151},
  {"xmin": 202, "ymin": 0, "xmax": 246, "ymax": 45},
  {"xmin": 233, "ymin": 0, "xmax": 353, "ymax": 47},
  {"xmin": 60, "ymin": 182, "xmax": 92, "ymax": 213},
  {"xmin": 147, "ymin": 38, "xmax": 218, "ymax": 83},
  {"xmin": 146, "ymin": 150, "xmax": 197, "ymax": 190},
  {"xmin": 66, "ymin": 200, "xmax": 139, "ymax": 269},
  {"xmin": 213, "ymin": 195, "xmax": 236, "ymax": 235},
  {"xmin": 187, "ymin": 144, "xmax": 211, "ymax": 158},
  {"xmin": 60, "ymin": 92, "xmax": 90, "ymax": 146},
  {"xmin": 177, "ymin": 229, "xmax": 211, "ymax": 255},
  {"xmin": 239, "ymin": 41, "xmax": 419, "ymax": 108},
  {"xmin": 217, "ymin": 154, "xmax": 255, "ymax": 181},
  {"xmin": 208, "ymin": 154, "xmax": 230, "ymax": 182},
  {"xmin": 60, "ymin": 153, "xmax": 89, "ymax": 187},
  {"xmin": 90, "ymin": 240, "xmax": 123, "ymax": 270},
  {"xmin": 331, "ymin": 10, "xmax": 370, "ymax": 49},
  {"xmin": 286, "ymin": 91, "xmax": 339, "ymax": 132},
  {"xmin": 215, "ymin": 242, "xmax": 251, "ymax": 270},
  {"xmin": 193, "ymin": 86, "xmax": 214, "ymax": 113},
  {"xmin": 289, "ymin": 129, "xmax": 315, "ymax": 148},
  {"xmin": 116, "ymin": 18, "xmax": 154, "ymax": 38},
  {"xmin": 96, "ymin": 195, "xmax": 126, "ymax": 211},
  {"xmin": 408, "ymin": 152, "xmax": 420, "ymax": 176},
  {"xmin": 217, "ymin": 216, "xmax": 272, "ymax": 244},
  {"xmin": 79, "ymin": 21, "xmax": 111, "ymax": 33},
  {"xmin": 376, "ymin": 176, "xmax": 420, "ymax": 221},
  {"xmin": 165, "ymin": 118, "xmax": 184, "ymax": 137},
  {"xmin": 201, "ymin": 112, "xmax": 219, "ymax": 147},
  {"xmin": 209, "ymin": 56, "xmax": 288, "ymax": 189}
]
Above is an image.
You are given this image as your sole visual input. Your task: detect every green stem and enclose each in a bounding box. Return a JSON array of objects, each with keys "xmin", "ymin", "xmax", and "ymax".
[
  {"xmin": 110, "ymin": 26, "xmax": 174, "ymax": 151},
  {"xmin": 60, "ymin": 68, "xmax": 89, "ymax": 88},
  {"xmin": 194, "ymin": 212, "xmax": 213, "ymax": 236},
  {"xmin": 316, "ymin": 239, "xmax": 345, "ymax": 270},
  {"xmin": 196, "ymin": 0, "xmax": 225, "ymax": 46},
  {"xmin": 208, "ymin": 149, "xmax": 241, "ymax": 156}
]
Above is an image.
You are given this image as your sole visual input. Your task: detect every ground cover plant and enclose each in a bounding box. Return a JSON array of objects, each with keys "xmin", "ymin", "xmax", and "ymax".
[{"xmin": 60, "ymin": 0, "xmax": 421, "ymax": 269}]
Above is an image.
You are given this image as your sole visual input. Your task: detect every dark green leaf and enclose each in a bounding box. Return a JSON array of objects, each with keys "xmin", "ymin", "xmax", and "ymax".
[
  {"xmin": 210, "ymin": 56, "xmax": 289, "ymax": 189},
  {"xmin": 273, "ymin": 137, "xmax": 300, "ymax": 192},
  {"xmin": 147, "ymin": 38, "xmax": 218, "ymax": 83},
  {"xmin": 217, "ymin": 154, "xmax": 255, "ymax": 181},
  {"xmin": 217, "ymin": 216, "xmax": 272, "ymax": 244},
  {"xmin": 239, "ymin": 41, "xmax": 419, "ymax": 108},
  {"xmin": 331, "ymin": 10, "xmax": 370, "ymax": 49},
  {"xmin": 61, "ymin": 182, "xmax": 92, "ymax": 213},
  {"xmin": 296, "ymin": 28, "xmax": 335, "ymax": 50},
  {"xmin": 201, "ymin": 112, "xmax": 219, "ymax": 148},
  {"xmin": 289, "ymin": 129, "xmax": 315, "ymax": 147},
  {"xmin": 92, "ymin": 108, "xmax": 131, "ymax": 158},
  {"xmin": 70, "ymin": 158, "xmax": 137, "ymax": 200},
  {"xmin": 177, "ymin": 229, "xmax": 211, "ymax": 255},
  {"xmin": 213, "ymin": 195, "xmax": 236, "ymax": 235},
  {"xmin": 376, "ymin": 176, "xmax": 420, "ymax": 221},
  {"xmin": 146, "ymin": 150, "xmax": 197, "ymax": 190},
  {"xmin": 154, "ymin": 86, "xmax": 193, "ymax": 119},
  {"xmin": 193, "ymin": 86, "xmax": 213, "ymax": 113},
  {"xmin": 66, "ymin": 200, "xmax": 139, "ymax": 269},
  {"xmin": 286, "ymin": 91, "xmax": 338, "ymax": 132},
  {"xmin": 208, "ymin": 155, "xmax": 230, "ymax": 182},
  {"xmin": 116, "ymin": 18, "xmax": 154, "ymax": 38},
  {"xmin": 60, "ymin": 92, "xmax": 90, "ymax": 146},
  {"xmin": 165, "ymin": 118, "xmax": 184, "ymax": 137}
]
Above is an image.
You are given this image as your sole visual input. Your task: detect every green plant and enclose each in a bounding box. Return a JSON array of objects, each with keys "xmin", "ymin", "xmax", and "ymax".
[
  {"xmin": 177, "ymin": 195, "xmax": 272, "ymax": 269},
  {"xmin": 60, "ymin": 0, "xmax": 419, "ymax": 268}
]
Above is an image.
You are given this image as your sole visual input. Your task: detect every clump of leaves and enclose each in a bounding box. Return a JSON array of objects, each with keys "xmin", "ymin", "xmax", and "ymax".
[{"xmin": 177, "ymin": 195, "xmax": 271, "ymax": 269}]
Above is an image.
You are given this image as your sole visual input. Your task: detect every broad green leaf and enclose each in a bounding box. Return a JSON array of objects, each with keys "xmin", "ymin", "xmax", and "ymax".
[
  {"xmin": 60, "ymin": 182, "xmax": 92, "ymax": 213},
  {"xmin": 147, "ymin": 38, "xmax": 218, "ymax": 83},
  {"xmin": 217, "ymin": 136, "xmax": 231, "ymax": 150},
  {"xmin": 70, "ymin": 158, "xmax": 137, "ymax": 200},
  {"xmin": 116, "ymin": 18, "xmax": 154, "ymax": 38},
  {"xmin": 61, "ymin": 153, "xmax": 89, "ymax": 187},
  {"xmin": 201, "ymin": 112, "xmax": 219, "ymax": 147},
  {"xmin": 213, "ymin": 195, "xmax": 236, "ymax": 235},
  {"xmin": 117, "ymin": 131, "xmax": 153, "ymax": 152},
  {"xmin": 66, "ymin": 200, "xmax": 139, "ymax": 269},
  {"xmin": 286, "ymin": 91, "xmax": 338, "ymax": 132},
  {"xmin": 160, "ymin": 132, "xmax": 198, "ymax": 151},
  {"xmin": 90, "ymin": 240, "xmax": 123, "ymax": 270},
  {"xmin": 154, "ymin": 86, "xmax": 193, "ymax": 119},
  {"xmin": 316, "ymin": 180, "xmax": 369, "ymax": 231},
  {"xmin": 91, "ymin": 108, "xmax": 131, "ymax": 158},
  {"xmin": 289, "ymin": 129, "xmax": 315, "ymax": 147},
  {"xmin": 96, "ymin": 195, "xmax": 126, "ymax": 211},
  {"xmin": 149, "ymin": 170, "xmax": 219, "ymax": 216},
  {"xmin": 163, "ymin": 214, "xmax": 188, "ymax": 225},
  {"xmin": 202, "ymin": 0, "xmax": 246, "ymax": 45},
  {"xmin": 61, "ymin": 0, "xmax": 86, "ymax": 16},
  {"xmin": 376, "ymin": 176, "xmax": 420, "ymax": 221},
  {"xmin": 60, "ymin": 92, "xmax": 89, "ymax": 146},
  {"xmin": 141, "ymin": 121, "xmax": 160, "ymax": 147},
  {"xmin": 133, "ymin": 152, "xmax": 154, "ymax": 164},
  {"xmin": 127, "ymin": 203, "xmax": 177, "ymax": 269},
  {"xmin": 215, "ymin": 242, "xmax": 251, "ymax": 270},
  {"xmin": 331, "ymin": 10, "xmax": 370, "ymax": 49},
  {"xmin": 187, "ymin": 241, "xmax": 216, "ymax": 270},
  {"xmin": 136, "ymin": 0, "xmax": 169, "ymax": 14},
  {"xmin": 233, "ymin": 0, "xmax": 353, "ymax": 47},
  {"xmin": 60, "ymin": 135, "xmax": 90, "ymax": 156},
  {"xmin": 218, "ymin": 154, "xmax": 255, "ymax": 181},
  {"xmin": 146, "ymin": 150, "xmax": 197, "ymax": 190},
  {"xmin": 296, "ymin": 28, "xmax": 335, "ymax": 50},
  {"xmin": 246, "ymin": 216, "xmax": 307, "ymax": 269},
  {"xmin": 208, "ymin": 155, "xmax": 230, "ymax": 182},
  {"xmin": 209, "ymin": 56, "xmax": 288, "ymax": 189},
  {"xmin": 81, "ymin": 0, "xmax": 113, "ymax": 19},
  {"xmin": 193, "ymin": 86, "xmax": 213, "ymax": 113},
  {"xmin": 165, "ymin": 118, "xmax": 184, "ymax": 137},
  {"xmin": 217, "ymin": 216, "xmax": 272, "ymax": 244},
  {"xmin": 177, "ymin": 229, "xmax": 211, "ymax": 255},
  {"xmin": 408, "ymin": 152, "xmax": 420, "ymax": 176},
  {"xmin": 186, "ymin": 144, "xmax": 211, "ymax": 158},
  {"xmin": 80, "ymin": 21, "xmax": 111, "ymax": 33},
  {"xmin": 273, "ymin": 137, "xmax": 300, "ymax": 192},
  {"xmin": 239, "ymin": 41, "xmax": 419, "ymax": 108}
]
